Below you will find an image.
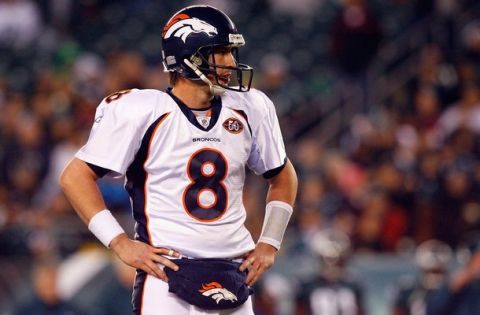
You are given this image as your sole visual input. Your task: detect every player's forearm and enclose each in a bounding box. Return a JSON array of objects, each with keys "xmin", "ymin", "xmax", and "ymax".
[
  {"xmin": 266, "ymin": 159, "xmax": 298, "ymax": 205},
  {"xmin": 257, "ymin": 160, "xmax": 297, "ymax": 249},
  {"xmin": 59, "ymin": 157, "xmax": 108, "ymax": 224}
]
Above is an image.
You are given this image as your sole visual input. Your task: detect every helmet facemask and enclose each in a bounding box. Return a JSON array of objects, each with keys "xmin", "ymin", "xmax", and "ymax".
[{"xmin": 184, "ymin": 45, "xmax": 253, "ymax": 96}]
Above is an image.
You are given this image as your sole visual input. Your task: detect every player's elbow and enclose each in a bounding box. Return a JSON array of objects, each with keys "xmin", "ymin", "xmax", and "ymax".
[
  {"xmin": 268, "ymin": 160, "xmax": 298, "ymax": 205},
  {"xmin": 288, "ymin": 162, "xmax": 299, "ymax": 202},
  {"xmin": 58, "ymin": 162, "xmax": 75, "ymax": 193},
  {"xmin": 281, "ymin": 160, "xmax": 298, "ymax": 192},
  {"xmin": 58, "ymin": 158, "xmax": 90, "ymax": 193}
]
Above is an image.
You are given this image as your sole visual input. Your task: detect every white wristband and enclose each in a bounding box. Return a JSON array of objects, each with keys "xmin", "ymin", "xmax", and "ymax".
[
  {"xmin": 88, "ymin": 209, "xmax": 125, "ymax": 248},
  {"xmin": 258, "ymin": 201, "xmax": 293, "ymax": 250}
]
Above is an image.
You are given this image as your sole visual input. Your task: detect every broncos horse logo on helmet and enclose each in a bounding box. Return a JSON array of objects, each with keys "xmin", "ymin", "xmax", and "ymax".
[
  {"xmin": 161, "ymin": 5, "xmax": 253, "ymax": 95},
  {"xmin": 164, "ymin": 15, "xmax": 218, "ymax": 43}
]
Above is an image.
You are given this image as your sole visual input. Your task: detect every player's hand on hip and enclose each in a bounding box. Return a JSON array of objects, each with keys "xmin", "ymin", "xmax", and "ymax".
[
  {"xmin": 239, "ymin": 242, "xmax": 277, "ymax": 286},
  {"xmin": 110, "ymin": 234, "xmax": 180, "ymax": 282}
]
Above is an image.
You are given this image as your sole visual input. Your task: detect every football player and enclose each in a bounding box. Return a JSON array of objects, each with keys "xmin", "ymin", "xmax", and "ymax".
[
  {"xmin": 295, "ymin": 228, "xmax": 365, "ymax": 315},
  {"xmin": 391, "ymin": 239, "xmax": 452, "ymax": 315},
  {"xmin": 59, "ymin": 5, "xmax": 297, "ymax": 315},
  {"xmin": 425, "ymin": 237, "xmax": 480, "ymax": 315}
]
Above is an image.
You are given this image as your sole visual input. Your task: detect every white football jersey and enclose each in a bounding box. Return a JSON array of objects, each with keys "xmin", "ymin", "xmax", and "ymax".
[{"xmin": 76, "ymin": 88, "xmax": 287, "ymax": 258}]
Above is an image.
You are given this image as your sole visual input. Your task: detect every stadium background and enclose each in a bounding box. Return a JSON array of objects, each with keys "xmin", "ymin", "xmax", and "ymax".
[{"xmin": 0, "ymin": 0, "xmax": 480, "ymax": 314}]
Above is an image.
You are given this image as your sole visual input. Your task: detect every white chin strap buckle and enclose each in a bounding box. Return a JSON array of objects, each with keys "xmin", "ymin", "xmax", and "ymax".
[
  {"xmin": 184, "ymin": 59, "xmax": 226, "ymax": 96},
  {"xmin": 209, "ymin": 84, "xmax": 226, "ymax": 96}
]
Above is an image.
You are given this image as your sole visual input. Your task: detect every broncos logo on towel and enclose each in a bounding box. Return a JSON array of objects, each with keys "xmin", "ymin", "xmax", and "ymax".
[
  {"xmin": 199, "ymin": 282, "xmax": 238, "ymax": 304},
  {"xmin": 163, "ymin": 13, "xmax": 217, "ymax": 43}
]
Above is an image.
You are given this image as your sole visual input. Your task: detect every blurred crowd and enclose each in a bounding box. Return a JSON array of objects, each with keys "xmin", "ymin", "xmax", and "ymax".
[{"xmin": 1, "ymin": 0, "xmax": 480, "ymax": 314}]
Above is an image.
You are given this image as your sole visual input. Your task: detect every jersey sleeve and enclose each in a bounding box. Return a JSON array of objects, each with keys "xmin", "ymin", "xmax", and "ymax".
[
  {"xmin": 75, "ymin": 89, "xmax": 156, "ymax": 176},
  {"xmin": 247, "ymin": 91, "xmax": 287, "ymax": 176}
]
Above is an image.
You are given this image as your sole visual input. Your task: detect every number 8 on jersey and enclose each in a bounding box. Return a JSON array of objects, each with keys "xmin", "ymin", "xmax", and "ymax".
[{"xmin": 182, "ymin": 148, "xmax": 228, "ymax": 222}]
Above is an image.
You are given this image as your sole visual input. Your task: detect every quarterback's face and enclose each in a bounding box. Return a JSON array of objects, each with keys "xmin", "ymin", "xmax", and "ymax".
[{"xmin": 208, "ymin": 47, "xmax": 236, "ymax": 85}]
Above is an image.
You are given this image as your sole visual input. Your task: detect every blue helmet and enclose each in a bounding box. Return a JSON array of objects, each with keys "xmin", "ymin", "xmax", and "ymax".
[{"xmin": 161, "ymin": 5, "xmax": 253, "ymax": 95}]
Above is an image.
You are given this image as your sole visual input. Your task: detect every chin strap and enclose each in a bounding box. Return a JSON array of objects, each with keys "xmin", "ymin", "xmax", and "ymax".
[{"xmin": 183, "ymin": 58, "xmax": 226, "ymax": 96}]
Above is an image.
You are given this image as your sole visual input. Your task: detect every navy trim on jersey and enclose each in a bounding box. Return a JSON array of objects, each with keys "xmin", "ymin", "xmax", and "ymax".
[
  {"xmin": 86, "ymin": 162, "xmax": 110, "ymax": 178},
  {"xmin": 125, "ymin": 113, "xmax": 170, "ymax": 244},
  {"xmin": 132, "ymin": 269, "xmax": 147, "ymax": 315},
  {"xmin": 262, "ymin": 157, "xmax": 288, "ymax": 179},
  {"xmin": 232, "ymin": 109, "xmax": 252, "ymax": 136},
  {"xmin": 166, "ymin": 87, "xmax": 222, "ymax": 131}
]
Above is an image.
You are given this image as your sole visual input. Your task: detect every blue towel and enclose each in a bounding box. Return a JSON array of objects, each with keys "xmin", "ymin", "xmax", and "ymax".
[{"xmin": 164, "ymin": 258, "xmax": 253, "ymax": 310}]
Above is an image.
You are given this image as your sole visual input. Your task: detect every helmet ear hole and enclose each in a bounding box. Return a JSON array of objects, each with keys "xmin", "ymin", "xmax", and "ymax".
[
  {"xmin": 190, "ymin": 55, "xmax": 203, "ymax": 67},
  {"xmin": 196, "ymin": 46, "xmax": 214, "ymax": 68}
]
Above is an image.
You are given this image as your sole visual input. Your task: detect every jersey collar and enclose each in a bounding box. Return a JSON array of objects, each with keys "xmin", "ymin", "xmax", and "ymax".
[{"xmin": 166, "ymin": 87, "xmax": 222, "ymax": 132}]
